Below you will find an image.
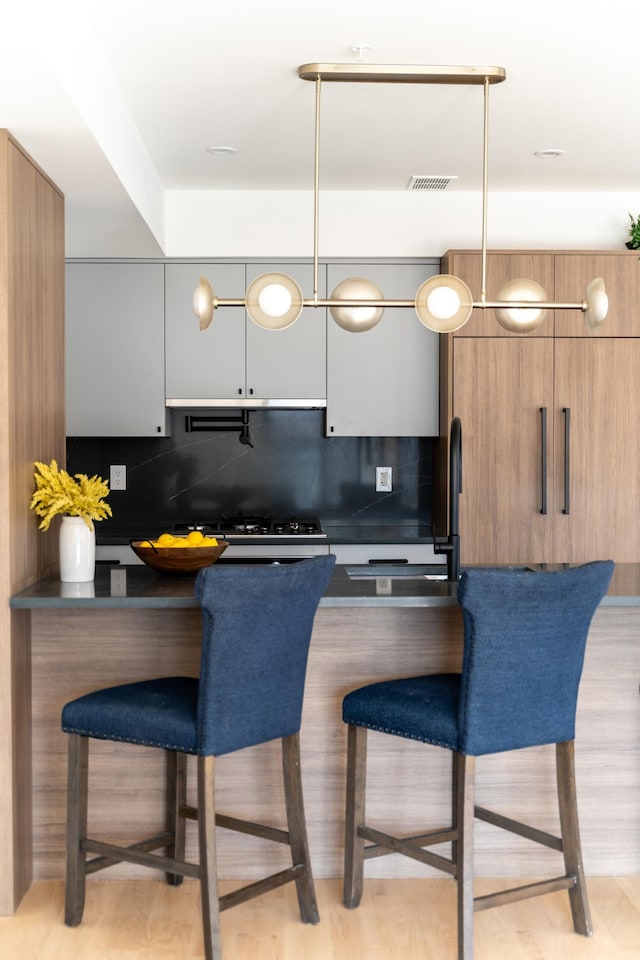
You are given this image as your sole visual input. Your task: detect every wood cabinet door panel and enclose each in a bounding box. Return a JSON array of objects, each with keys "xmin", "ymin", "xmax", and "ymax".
[
  {"xmin": 553, "ymin": 339, "xmax": 640, "ymax": 562},
  {"xmin": 452, "ymin": 338, "xmax": 555, "ymax": 564},
  {"xmin": 442, "ymin": 252, "xmax": 556, "ymax": 337},
  {"xmin": 554, "ymin": 253, "xmax": 640, "ymax": 338}
]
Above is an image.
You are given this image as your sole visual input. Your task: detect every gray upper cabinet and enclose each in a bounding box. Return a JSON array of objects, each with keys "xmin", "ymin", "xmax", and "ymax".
[
  {"xmin": 165, "ymin": 262, "xmax": 326, "ymax": 406},
  {"xmin": 66, "ymin": 262, "xmax": 169, "ymax": 437},
  {"xmin": 165, "ymin": 262, "xmax": 246, "ymax": 402},
  {"xmin": 245, "ymin": 263, "xmax": 326, "ymax": 403},
  {"xmin": 326, "ymin": 261, "xmax": 440, "ymax": 436}
]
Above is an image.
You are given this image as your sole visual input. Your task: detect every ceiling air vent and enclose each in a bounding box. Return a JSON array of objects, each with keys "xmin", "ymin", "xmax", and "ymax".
[{"xmin": 408, "ymin": 175, "xmax": 458, "ymax": 191}]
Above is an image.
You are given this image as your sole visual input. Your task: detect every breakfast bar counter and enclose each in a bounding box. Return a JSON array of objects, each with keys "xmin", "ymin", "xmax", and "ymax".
[
  {"xmin": 8, "ymin": 563, "xmax": 640, "ymax": 901},
  {"xmin": 11, "ymin": 560, "xmax": 640, "ymax": 608}
]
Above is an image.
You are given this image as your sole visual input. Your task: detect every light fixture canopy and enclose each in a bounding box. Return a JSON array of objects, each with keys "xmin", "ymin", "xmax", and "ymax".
[
  {"xmin": 495, "ymin": 278, "xmax": 548, "ymax": 333},
  {"xmin": 415, "ymin": 275, "xmax": 474, "ymax": 333},
  {"xmin": 245, "ymin": 273, "xmax": 304, "ymax": 330},
  {"xmin": 330, "ymin": 277, "xmax": 384, "ymax": 332}
]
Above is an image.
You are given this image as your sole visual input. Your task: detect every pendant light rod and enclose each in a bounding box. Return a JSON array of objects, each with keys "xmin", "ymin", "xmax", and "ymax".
[
  {"xmin": 481, "ymin": 77, "xmax": 489, "ymax": 306},
  {"xmin": 313, "ymin": 74, "xmax": 321, "ymax": 303},
  {"xmin": 210, "ymin": 296, "xmax": 588, "ymax": 310}
]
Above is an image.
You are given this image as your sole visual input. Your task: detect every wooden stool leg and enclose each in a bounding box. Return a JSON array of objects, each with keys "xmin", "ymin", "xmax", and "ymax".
[
  {"xmin": 198, "ymin": 755, "xmax": 222, "ymax": 960},
  {"xmin": 343, "ymin": 723, "xmax": 367, "ymax": 909},
  {"xmin": 165, "ymin": 749, "xmax": 187, "ymax": 886},
  {"xmin": 556, "ymin": 740, "xmax": 593, "ymax": 937},
  {"xmin": 455, "ymin": 752, "xmax": 476, "ymax": 960},
  {"xmin": 282, "ymin": 732, "xmax": 320, "ymax": 924},
  {"xmin": 65, "ymin": 734, "xmax": 88, "ymax": 927}
]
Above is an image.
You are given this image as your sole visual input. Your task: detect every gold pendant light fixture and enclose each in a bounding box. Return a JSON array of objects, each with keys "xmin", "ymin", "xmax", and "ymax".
[{"xmin": 193, "ymin": 62, "xmax": 608, "ymax": 334}]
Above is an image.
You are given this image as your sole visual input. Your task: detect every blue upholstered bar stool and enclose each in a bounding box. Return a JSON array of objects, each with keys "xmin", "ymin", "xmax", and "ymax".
[
  {"xmin": 62, "ymin": 554, "xmax": 335, "ymax": 960},
  {"xmin": 343, "ymin": 561, "xmax": 613, "ymax": 960}
]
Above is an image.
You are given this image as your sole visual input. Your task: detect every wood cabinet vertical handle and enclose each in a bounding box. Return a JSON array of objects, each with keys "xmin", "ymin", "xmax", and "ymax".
[
  {"xmin": 540, "ymin": 407, "xmax": 548, "ymax": 515},
  {"xmin": 563, "ymin": 407, "xmax": 571, "ymax": 515}
]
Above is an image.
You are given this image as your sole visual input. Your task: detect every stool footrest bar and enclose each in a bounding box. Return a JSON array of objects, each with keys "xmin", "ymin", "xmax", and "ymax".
[
  {"xmin": 359, "ymin": 825, "xmax": 457, "ymax": 876},
  {"xmin": 474, "ymin": 875, "xmax": 576, "ymax": 912},
  {"xmin": 83, "ymin": 836, "xmax": 200, "ymax": 879},
  {"xmin": 219, "ymin": 864, "xmax": 306, "ymax": 912},
  {"xmin": 474, "ymin": 805, "xmax": 563, "ymax": 851}
]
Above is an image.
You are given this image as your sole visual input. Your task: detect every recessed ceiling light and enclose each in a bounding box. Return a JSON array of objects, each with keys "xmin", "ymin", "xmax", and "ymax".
[
  {"xmin": 534, "ymin": 149, "xmax": 566, "ymax": 159},
  {"xmin": 205, "ymin": 146, "xmax": 237, "ymax": 157}
]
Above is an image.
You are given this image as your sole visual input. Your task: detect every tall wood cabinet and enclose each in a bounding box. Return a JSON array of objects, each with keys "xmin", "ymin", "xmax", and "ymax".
[
  {"xmin": 0, "ymin": 132, "xmax": 65, "ymax": 912},
  {"xmin": 441, "ymin": 250, "xmax": 640, "ymax": 564}
]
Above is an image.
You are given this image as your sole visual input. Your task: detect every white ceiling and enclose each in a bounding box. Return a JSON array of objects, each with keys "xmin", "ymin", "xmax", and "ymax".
[{"xmin": 1, "ymin": 0, "xmax": 638, "ymax": 257}]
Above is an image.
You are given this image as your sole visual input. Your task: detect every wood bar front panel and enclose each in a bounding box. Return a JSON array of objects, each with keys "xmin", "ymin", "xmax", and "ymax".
[{"xmin": 30, "ymin": 604, "xmax": 640, "ymax": 880}]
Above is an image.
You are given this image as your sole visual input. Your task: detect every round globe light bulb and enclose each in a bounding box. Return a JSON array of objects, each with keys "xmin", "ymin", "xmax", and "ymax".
[
  {"xmin": 415, "ymin": 275, "xmax": 473, "ymax": 332},
  {"xmin": 495, "ymin": 278, "xmax": 548, "ymax": 333},
  {"xmin": 245, "ymin": 272, "xmax": 303, "ymax": 330},
  {"xmin": 584, "ymin": 277, "xmax": 608, "ymax": 331},
  {"xmin": 257, "ymin": 283, "xmax": 293, "ymax": 318},
  {"xmin": 426, "ymin": 286, "xmax": 462, "ymax": 321},
  {"xmin": 193, "ymin": 276, "xmax": 216, "ymax": 330},
  {"xmin": 330, "ymin": 277, "xmax": 384, "ymax": 332}
]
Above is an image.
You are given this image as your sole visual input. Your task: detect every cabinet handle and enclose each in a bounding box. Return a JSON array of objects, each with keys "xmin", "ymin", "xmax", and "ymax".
[
  {"xmin": 540, "ymin": 407, "xmax": 548, "ymax": 515},
  {"xmin": 238, "ymin": 388, "xmax": 243, "ymax": 395},
  {"xmin": 249, "ymin": 387, "xmax": 254, "ymax": 395},
  {"xmin": 563, "ymin": 407, "xmax": 571, "ymax": 515}
]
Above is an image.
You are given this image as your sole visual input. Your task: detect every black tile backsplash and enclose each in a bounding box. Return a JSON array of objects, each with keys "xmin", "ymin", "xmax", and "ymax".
[{"xmin": 66, "ymin": 409, "xmax": 433, "ymax": 538}]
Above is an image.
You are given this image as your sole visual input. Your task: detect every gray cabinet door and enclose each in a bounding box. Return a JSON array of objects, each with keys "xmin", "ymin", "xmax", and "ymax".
[
  {"xmin": 245, "ymin": 263, "xmax": 326, "ymax": 402},
  {"xmin": 326, "ymin": 262, "xmax": 439, "ymax": 436},
  {"xmin": 66, "ymin": 262, "xmax": 168, "ymax": 437},
  {"xmin": 165, "ymin": 262, "xmax": 246, "ymax": 401}
]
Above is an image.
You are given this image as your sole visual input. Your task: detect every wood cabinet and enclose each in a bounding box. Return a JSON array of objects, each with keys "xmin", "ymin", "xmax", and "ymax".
[
  {"xmin": 441, "ymin": 250, "xmax": 640, "ymax": 564},
  {"xmin": 66, "ymin": 262, "xmax": 169, "ymax": 437},
  {"xmin": 326, "ymin": 261, "xmax": 439, "ymax": 436},
  {"xmin": 0, "ymin": 131, "xmax": 65, "ymax": 913},
  {"xmin": 554, "ymin": 252, "xmax": 640, "ymax": 337},
  {"xmin": 165, "ymin": 262, "xmax": 326, "ymax": 406}
]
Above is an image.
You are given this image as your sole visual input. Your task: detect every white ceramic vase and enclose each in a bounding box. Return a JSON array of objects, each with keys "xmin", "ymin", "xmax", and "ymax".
[{"xmin": 59, "ymin": 516, "xmax": 95, "ymax": 582}]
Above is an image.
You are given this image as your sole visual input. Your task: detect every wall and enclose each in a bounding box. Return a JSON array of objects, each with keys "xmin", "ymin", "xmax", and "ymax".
[
  {"xmin": 161, "ymin": 189, "xmax": 640, "ymax": 259},
  {"xmin": 67, "ymin": 409, "xmax": 432, "ymax": 538},
  {"xmin": 65, "ymin": 188, "xmax": 640, "ymax": 259}
]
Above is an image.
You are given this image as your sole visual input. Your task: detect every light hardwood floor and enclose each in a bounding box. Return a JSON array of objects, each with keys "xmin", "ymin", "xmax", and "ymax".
[{"xmin": 0, "ymin": 878, "xmax": 638, "ymax": 960}]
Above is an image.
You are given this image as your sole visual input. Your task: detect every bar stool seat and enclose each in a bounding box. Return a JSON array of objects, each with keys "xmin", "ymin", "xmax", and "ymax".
[
  {"xmin": 62, "ymin": 554, "xmax": 335, "ymax": 960},
  {"xmin": 342, "ymin": 561, "xmax": 613, "ymax": 960}
]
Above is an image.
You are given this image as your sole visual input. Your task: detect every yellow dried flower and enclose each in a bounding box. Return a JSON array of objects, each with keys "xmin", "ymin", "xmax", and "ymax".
[{"xmin": 30, "ymin": 459, "xmax": 112, "ymax": 532}]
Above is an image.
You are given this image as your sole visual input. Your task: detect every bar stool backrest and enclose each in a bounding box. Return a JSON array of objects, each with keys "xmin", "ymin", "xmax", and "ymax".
[
  {"xmin": 456, "ymin": 561, "xmax": 614, "ymax": 756},
  {"xmin": 194, "ymin": 555, "xmax": 336, "ymax": 756}
]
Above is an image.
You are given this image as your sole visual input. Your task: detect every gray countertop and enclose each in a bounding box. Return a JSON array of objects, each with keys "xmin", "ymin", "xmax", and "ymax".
[{"xmin": 10, "ymin": 563, "xmax": 640, "ymax": 610}]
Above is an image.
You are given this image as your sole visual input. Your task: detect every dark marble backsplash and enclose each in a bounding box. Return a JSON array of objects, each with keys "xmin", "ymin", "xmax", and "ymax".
[{"xmin": 66, "ymin": 409, "xmax": 433, "ymax": 536}]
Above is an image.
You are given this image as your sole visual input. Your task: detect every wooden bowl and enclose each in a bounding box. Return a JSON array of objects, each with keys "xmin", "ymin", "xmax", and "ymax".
[{"xmin": 130, "ymin": 539, "xmax": 228, "ymax": 575}]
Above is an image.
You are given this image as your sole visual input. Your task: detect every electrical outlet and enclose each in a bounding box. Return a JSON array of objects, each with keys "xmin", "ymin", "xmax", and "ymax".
[
  {"xmin": 375, "ymin": 466, "xmax": 393, "ymax": 492},
  {"xmin": 110, "ymin": 568, "xmax": 127, "ymax": 597},
  {"xmin": 109, "ymin": 464, "xmax": 127, "ymax": 491}
]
